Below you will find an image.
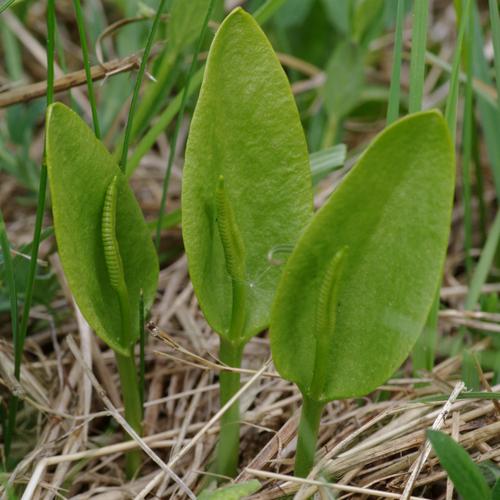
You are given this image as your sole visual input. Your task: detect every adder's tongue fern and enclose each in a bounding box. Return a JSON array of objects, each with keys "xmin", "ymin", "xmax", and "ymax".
[{"xmin": 215, "ymin": 175, "xmax": 246, "ymax": 284}]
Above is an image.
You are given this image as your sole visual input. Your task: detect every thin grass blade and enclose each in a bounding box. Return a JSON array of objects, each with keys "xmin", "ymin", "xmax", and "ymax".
[
  {"xmin": 72, "ymin": 0, "xmax": 100, "ymax": 138},
  {"xmin": 119, "ymin": 0, "xmax": 167, "ymax": 172},
  {"xmin": 386, "ymin": 0, "xmax": 406, "ymax": 124},
  {"xmin": 0, "ymin": 210, "xmax": 18, "ymax": 459},
  {"xmin": 408, "ymin": 0, "xmax": 429, "ymax": 113}
]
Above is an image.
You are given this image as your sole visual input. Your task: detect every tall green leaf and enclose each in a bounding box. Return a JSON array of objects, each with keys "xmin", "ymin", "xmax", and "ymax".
[
  {"xmin": 169, "ymin": 0, "xmax": 213, "ymax": 52},
  {"xmin": 324, "ymin": 41, "xmax": 364, "ymax": 122},
  {"xmin": 46, "ymin": 103, "xmax": 158, "ymax": 356},
  {"xmin": 271, "ymin": 111, "xmax": 454, "ymax": 400},
  {"xmin": 428, "ymin": 430, "xmax": 491, "ymax": 500},
  {"xmin": 182, "ymin": 8, "xmax": 313, "ymax": 343}
]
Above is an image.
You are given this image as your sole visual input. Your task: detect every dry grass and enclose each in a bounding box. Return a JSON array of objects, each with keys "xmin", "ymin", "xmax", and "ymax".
[
  {"xmin": 1, "ymin": 1, "xmax": 500, "ymax": 498},
  {"xmin": 1, "ymin": 254, "xmax": 500, "ymax": 499}
]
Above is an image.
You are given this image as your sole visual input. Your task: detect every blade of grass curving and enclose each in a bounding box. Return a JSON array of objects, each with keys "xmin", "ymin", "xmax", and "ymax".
[
  {"xmin": 0, "ymin": 209, "xmax": 18, "ymax": 460},
  {"xmin": 72, "ymin": 0, "xmax": 100, "ymax": 138},
  {"xmin": 0, "ymin": 0, "xmax": 16, "ymax": 15},
  {"xmin": 154, "ymin": 0, "xmax": 216, "ymax": 250},
  {"xmin": 444, "ymin": 0, "xmax": 471, "ymax": 144},
  {"xmin": 119, "ymin": 0, "xmax": 167, "ymax": 173},
  {"xmin": 8, "ymin": 0, "xmax": 56, "ymax": 467},
  {"xmin": 386, "ymin": 0, "xmax": 406, "ymax": 124},
  {"xmin": 465, "ymin": 210, "xmax": 500, "ymax": 310},
  {"xmin": 408, "ymin": 0, "xmax": 429, "ymax": 113},
  {"xmin": 462, "ymin": 7, "xmax": 474, "ymax": 275}
]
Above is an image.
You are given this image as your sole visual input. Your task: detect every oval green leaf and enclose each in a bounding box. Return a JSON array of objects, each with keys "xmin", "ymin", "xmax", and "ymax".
[
  {"xmin": 270, "ymin": 110, "xmax": 454, "ymax": 401},
  {"xmin": 46, "ymin": 103, "xmax": 158, "ymax": 355},
  {"xmin": 182, "ymin": 8, "xmax": 313, "ymax": 342}
]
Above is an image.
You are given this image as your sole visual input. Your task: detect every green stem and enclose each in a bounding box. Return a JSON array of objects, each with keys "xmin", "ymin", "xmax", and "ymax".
[
  {"xmin": 216, "ymin": 337, "xmax": 243, "ymax": 479},
  {"xmin": 115, "ymin": 349, "xmax": 143, "ymax": 478},
  {"xmin": 294, "ymin": 394, "xmax": 325, "ymax": 477}
]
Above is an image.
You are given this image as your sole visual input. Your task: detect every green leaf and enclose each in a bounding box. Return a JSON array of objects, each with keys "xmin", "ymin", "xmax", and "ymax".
[
  {"xmin": 324, "ymin": 41, "xmax": 364, "ymax": 121},
  {"xmin": 275, "ymin": 0, "xmax": 315, "ymax": 28},
  {"xmin": 321, "ymin": 0, "xmax": 351, "ymax": 34},
  {"xmin": 427, "ymin": 430, "xmax": 491, "ymax": 500},
  {"xmin": 46, "ymin": 103, "xmax": 158, "ymax": 355},
  {"xmin": 169, "ymin": 0, "xmax": 213, "ymax": 53},
  {"xmin": 182, "ymin": 8, "xmax": 313, "ymax": 343},
  {"xmin": 270, "ymin": 111, "xmax": 454, "ymax": 400},
  {"xmin": 352, "ymin": 0, "xmax": 385, "ymax": 46},
  {"xmin": 197, "ymin": 479, "xmax": 261, "ymax": 499}
]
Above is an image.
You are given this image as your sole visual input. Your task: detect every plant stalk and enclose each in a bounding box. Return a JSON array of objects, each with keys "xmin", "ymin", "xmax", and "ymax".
[
  {"xmin": 294, "ymin": 394, "xmax": 325, "ymax": 477},
  {"xmin": 215, "ymin": 336, "xmax": 243, "ymax": 479},
  {"xmin": 115, "ymin": 349, "xmax": 143, "ymax": 478}
]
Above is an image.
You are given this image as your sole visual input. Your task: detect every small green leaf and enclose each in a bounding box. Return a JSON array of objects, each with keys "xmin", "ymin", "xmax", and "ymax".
[
  {"xmin": 46, "ymin": 103, "xmax": 158, "ymax": 355},
  {"xmin": 324, "ymin": 41, "xmax": 364, "ymax": 121},
  {"xmin": 182, "ymin": 8, "xmax": 313, "ymax": 342},
  {"xmin": 427, "ymin": 430, "xmax": 491, "ymax": 500},
  {"xmin": 197, "ymin": 479, "xmax": 261, "ymax": 500},
  {"xmin": 270, "ymin": 110, "xmax": 454, "ymax": 400}
]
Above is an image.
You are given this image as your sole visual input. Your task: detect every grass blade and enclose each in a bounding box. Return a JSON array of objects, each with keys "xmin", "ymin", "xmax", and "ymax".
[
  {"xmin": 427, "ymin": 430, "xmax": 490, "ymax": 500},
  {"xmin": 8, "ymin": 0, "xmax": 56, "ymax": 467},
  {"xmin": 72, "ymin": 0, "xmax": 100, "ymax": 138},
  {"xmin": 408, "ymin": 0, "xmax": 429, "ymax": 113},
  {"xmin": 444, "ymin": 0, "xmax": 471, "ymax": 143},
  {"xmin": 386, "ymin": 0, "xmax": 406, "ymax": 124},
  {"xmin": 154, "ymin": 0, "xmax": 216, "ymax": 250},
  {"xmin": 0, "ymin": 0, "xmax": 16, "ymax": 15},
  {"xmin": 489, "ymin": 0, "xmax": 500, "ymax": 106},
  {"xmin": 465, "ymin": 210, "xmax": 500, "ymax": 310},
  {"xmin": 119, "ymin": 0, "xmax": 167, "ymax": 172},
  {"xmin": 471, "ymin": 1, "xmax": 500, "ymax": 198},
  {"xmin": 462, "ymin": 6, "xmax": 474, "ymax": 275},
  {"xmin": 310, "ymin": 144, "xmax": 346, "ymax": 183},
  {"xmin": 0, "ymin": 210, "xmax": 18, "ymax": 459}
]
